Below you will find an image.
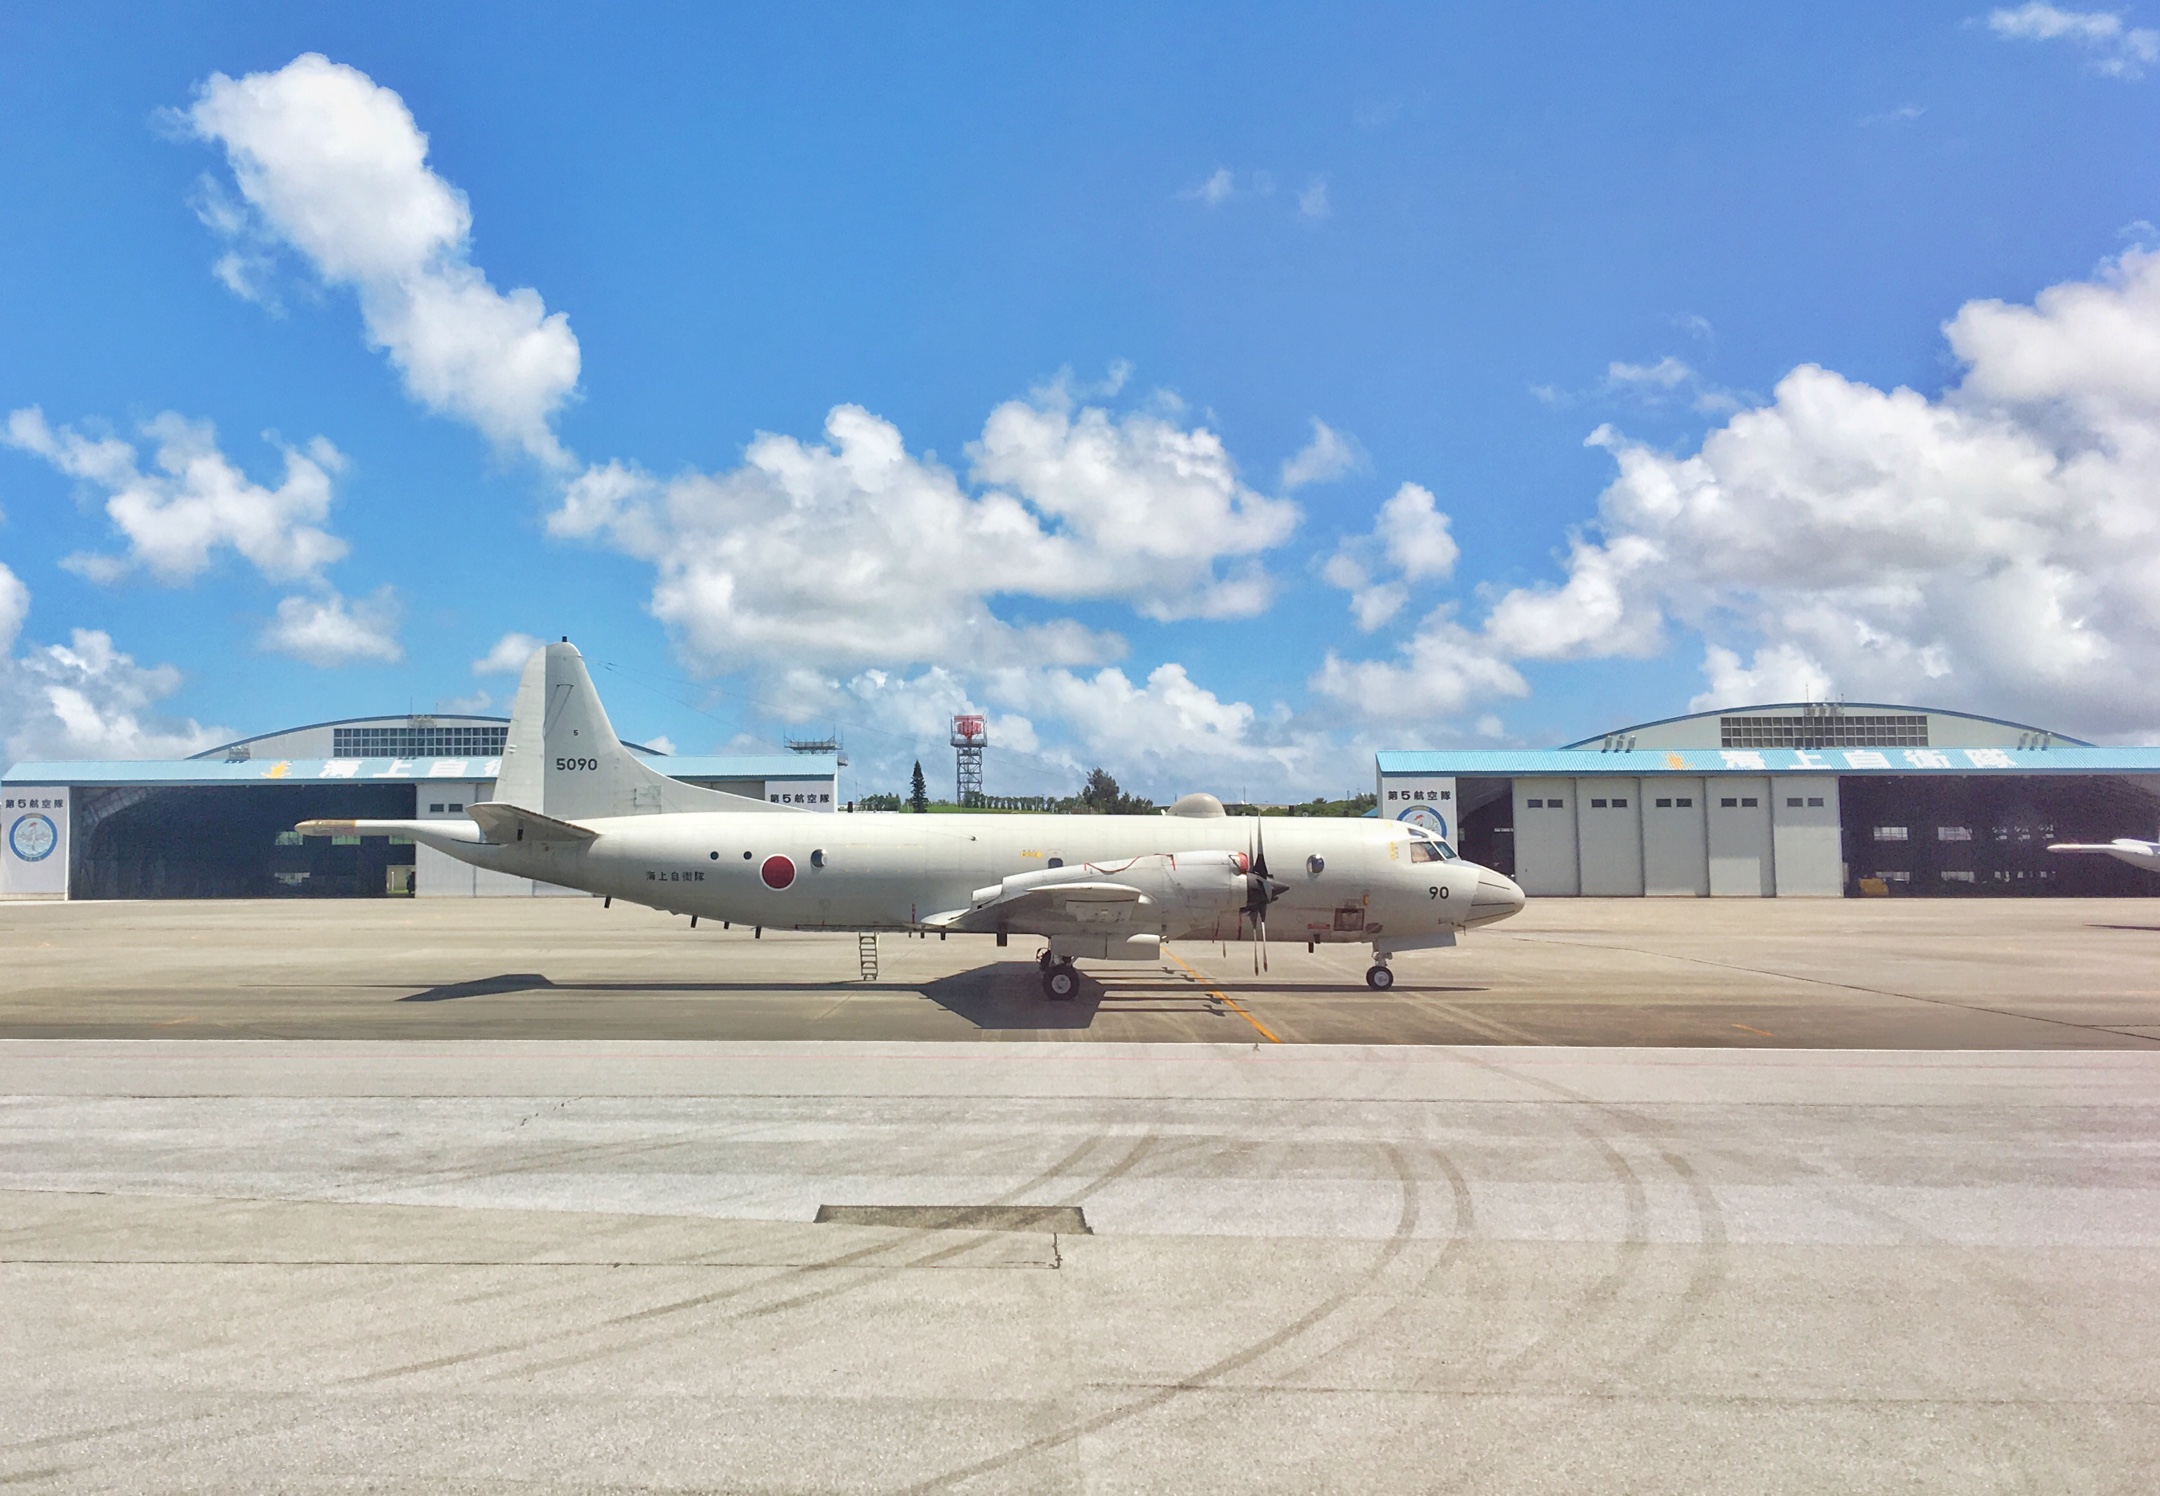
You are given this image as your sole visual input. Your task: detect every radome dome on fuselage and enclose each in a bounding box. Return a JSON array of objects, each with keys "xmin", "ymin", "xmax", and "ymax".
[{"xmin": 298, "ymin": 641, "xmax": 1526, "ymax": 994}]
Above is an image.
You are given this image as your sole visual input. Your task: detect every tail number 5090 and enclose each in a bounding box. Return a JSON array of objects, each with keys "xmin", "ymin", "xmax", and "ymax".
[{"xmin": 555, "ymin": 757, "xmax": 599, "ymax": 771}]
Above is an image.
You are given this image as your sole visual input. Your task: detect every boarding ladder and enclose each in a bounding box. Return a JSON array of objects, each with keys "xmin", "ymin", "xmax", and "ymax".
[{"xmin": 858, "ymin": 933, "xmax": 879, "ymax": 981}]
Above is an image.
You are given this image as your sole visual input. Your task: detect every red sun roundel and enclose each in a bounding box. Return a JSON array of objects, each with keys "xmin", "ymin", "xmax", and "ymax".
[{"xmin": 760, "ymin": 855, "xmax": 795, "ymax": 890}]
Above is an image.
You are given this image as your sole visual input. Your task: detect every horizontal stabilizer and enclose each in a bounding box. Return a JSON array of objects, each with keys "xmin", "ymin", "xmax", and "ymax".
[
  {"xmin": 467, "ymin": 802, "xmax": 599, "ymax": 845},
  {"xmin": 294, "ymin": 818, "xmax": 486, "ymax": 845}
]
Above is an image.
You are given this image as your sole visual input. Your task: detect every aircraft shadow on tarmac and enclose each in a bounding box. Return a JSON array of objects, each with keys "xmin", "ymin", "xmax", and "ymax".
[{"xmin": 396, "ymin": 963, "xmax": 1487, "ymax": 1031}]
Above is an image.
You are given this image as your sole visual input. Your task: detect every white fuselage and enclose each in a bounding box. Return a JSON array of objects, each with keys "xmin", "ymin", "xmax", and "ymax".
[{"xmin": 434, "ymin": 810, "xmax": 1500, "ymax": 943}]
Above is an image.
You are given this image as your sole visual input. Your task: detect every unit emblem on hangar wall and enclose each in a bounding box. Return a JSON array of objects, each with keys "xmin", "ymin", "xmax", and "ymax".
[
  {"xmin": 8, "ymin": 812, "xmax": 57, "ymax": 862},
  {"xmin": 1395, "ymin": 804, "xmax": 1448, "ymax": 837}
]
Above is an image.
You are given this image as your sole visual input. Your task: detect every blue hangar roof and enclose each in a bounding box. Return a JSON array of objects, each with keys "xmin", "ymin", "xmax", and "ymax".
[
  {"xmin": 1375, "ymin": 747, "xmax": 2160, "ymax": 777},
  {"xmin": 1, "ymin": 754, "xmax": 839, "ymax": 788}
]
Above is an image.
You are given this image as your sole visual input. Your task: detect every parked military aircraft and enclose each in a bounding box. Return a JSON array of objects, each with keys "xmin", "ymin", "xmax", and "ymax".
[
  {"xmin": 300, "ymin": 642, "xmax": 1526, "ymax": 996},
  {"xmin": 2047, "ymin": 838, "xmax": 2160, "ymax": 873}
]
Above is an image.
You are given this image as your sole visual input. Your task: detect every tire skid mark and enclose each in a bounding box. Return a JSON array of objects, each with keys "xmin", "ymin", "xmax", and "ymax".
[
  {"xmin": 1618, "ymin": 1148, "xmax": 1729, "ymax": 1373},
  {"xmin": 6, "ymin": 1131, "xmax": 1129, "ymax": 1461},
  {"xmin": 1478, "ymin": 1118, "xmax": 1650, "ymax": 1384},
  {"xmin": 894, "ymin": 1142, "xmax": 1422, "ymax": 1496},
  {"xmin": 480, "ymin": 1130, "xmax": 1165, "ymax": 1383},
  {"xmin": 1271, "ymin": 1140, "xmax": 1478, "ymax": 1388}
]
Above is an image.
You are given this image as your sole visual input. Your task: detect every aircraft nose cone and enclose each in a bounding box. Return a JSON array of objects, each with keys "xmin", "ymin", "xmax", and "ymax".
[{"xmin": 1469, "ymin": 871, "xmax": 1526, "ymax": 923}]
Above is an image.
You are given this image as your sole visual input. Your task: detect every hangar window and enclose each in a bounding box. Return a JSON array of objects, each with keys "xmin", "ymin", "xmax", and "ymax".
[
  {"xmin": 1873, "ymin": 826, "xmax": 1910, "ymax": 841},
  {"xmin": 1720, "ymin": 798, "xmax": 1738, "ymax": 808},
  {"xmin": 1876, "ymin": 869, "xmax": 1912, "ymax": 883},
  {"xmin": 429, "ymin": 803, "xmax": 444, "ymax": 813},
  {"xmin": 1787, "ymin": 797, "xmax": 1803, "ymax": 808},
  {"xmin": 1938, "ymin": 826, "xmax": 1973, "ymax": 841},
  {"xmin": 1942, "ymin": 870, "xmax": 1976, "ymax": 883},
  {"xmin": 1676, "ymin": 797, "xmax": 1692, "ymax": 807},
  {"xmin": 1548, "ymin": 797, "xmax": 1563, "ymax": 808},
  {"xmin": 1526, "ymin": 798, "xmax": 1543, "ymax": 808},
  {"xmin": 1591, "ymin": 798, "xmax": 1608, "ymax": 808},
  {"xmin": 1808, "ymin": 797, "xmax": 1823, "ymax": 807},
  {"xmin": 333, "ymin": 724, "xmax": 508, "ymax": 758},
  {"xmin": 1613, "ymin": 798, "xmax": 1628, "ymax": 808},
  {"xmin": 1741, "ymin": 797, "xmax": 1758, "ymax": 807},
  {"xmin": 1655, "ymin": 798, "xmax": 1671, "ymax": 808},
  {"xmin": 1720, "ymin": 713, "xmax": 1927, "ymax": 749}
]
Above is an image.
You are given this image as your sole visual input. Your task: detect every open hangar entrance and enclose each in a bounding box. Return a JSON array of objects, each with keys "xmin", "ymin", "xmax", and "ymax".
[
  {"xmin": 1840, "ymin": 773, "xmax": 2159, "ymax": 896},
  {"xmin": 1378, "ymin": 702, "xmax": 2160, "ymax": 898},
  {"xmin": 72, "ymin": 784, "xmax": 418, "ymax": 900}
]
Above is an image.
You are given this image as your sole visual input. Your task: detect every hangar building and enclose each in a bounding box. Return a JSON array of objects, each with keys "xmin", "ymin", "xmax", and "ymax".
[
  {"xmin": 2, "ymin": 714, "xmax": 839, "ymax": 901},
  {"xmin": 1378, "ymin": 702, "xmax": 2160, "ymax": 898}
]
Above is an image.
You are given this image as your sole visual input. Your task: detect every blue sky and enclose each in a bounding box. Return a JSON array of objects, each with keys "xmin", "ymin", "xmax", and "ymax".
[{"xmin": 3, "ymin": 3, "xmax": 2159, "ymax": 799}]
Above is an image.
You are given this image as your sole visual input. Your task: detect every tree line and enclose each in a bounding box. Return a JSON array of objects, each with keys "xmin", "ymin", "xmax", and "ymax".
[{"xmin": 854, "ymin": 763, "xmax": 1375, "ymax": 817}]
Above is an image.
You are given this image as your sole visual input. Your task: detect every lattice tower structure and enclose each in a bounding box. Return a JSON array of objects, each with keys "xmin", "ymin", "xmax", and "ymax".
[{"xmin": 951, "ymin": 714, "xmax": 987, "ymax": 806}]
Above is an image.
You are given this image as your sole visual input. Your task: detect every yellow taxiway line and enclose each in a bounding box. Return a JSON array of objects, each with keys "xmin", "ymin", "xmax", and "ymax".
[{"xmin": 1161, "ymin": 946, "xmax": 1282, "ymax": 1044}]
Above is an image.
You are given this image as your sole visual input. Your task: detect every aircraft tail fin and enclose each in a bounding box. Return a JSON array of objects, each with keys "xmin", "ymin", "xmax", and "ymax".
[{"xmin": 494, "ymin": 640, "xmax": 796, "ymax": 819}]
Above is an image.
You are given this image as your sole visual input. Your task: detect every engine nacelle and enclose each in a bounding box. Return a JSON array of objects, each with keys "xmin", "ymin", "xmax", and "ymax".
[{"xmin": 974, "ymin": 852, "xmax": 1253, "ymax": 934}]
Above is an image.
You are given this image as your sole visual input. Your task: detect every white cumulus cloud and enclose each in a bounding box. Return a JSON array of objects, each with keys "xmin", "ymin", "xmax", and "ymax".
[
  {"xmin": 1280, "ymin": 418, "xmax": 1366, "ymax": 489},
  {"xmin": 1321, "ymin": 482, "xmax": 1461, "ymax": 631},
  {"xmin": 6, "ymin": 408, "xmax": 346, "ymax": 585},
  {"xmin": 185, "ymin": 54, "xmax": 581, "ymax": 466},
  {"xmin": 473, "ymin": 631, "xmax": 543, "ymax": 675},
  {"xmin": 1184, "ymin": 168, "xmax": 1236, "ymax": 206},
  {"xmin": 1320, "ymin": 246, "xmax": 2160, "ymax": 740},
  {"xmin": 0, "ymin": 563, "xmax": 26, "ymax": 655},
  {"xmin": 1988, "ymin": 4, "xmax": 2160, "ymax": 77},
  {"xmin": 0, "ymin": 574, "xmax": 227, "ymax": 762},
  {"xmin": 259, "ymin": 587, "xmax": 403, "ymax": 666},
  {"xmin": 549, "ymin": 389, "xmax": 1298, "ymax": 677}
]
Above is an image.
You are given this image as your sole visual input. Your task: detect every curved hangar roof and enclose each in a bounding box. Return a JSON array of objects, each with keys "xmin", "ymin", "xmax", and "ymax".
[
  {"xmin": 1558, "ymin": 701, "xmax": 2090, "ymax": 753},
  {"xmin": 1378, "ymin": 702, "xmax": 2160, "ymax": 780},
  {"xmin": 192, "ymin": 713, "xmax": 660, "ymax": 763}
]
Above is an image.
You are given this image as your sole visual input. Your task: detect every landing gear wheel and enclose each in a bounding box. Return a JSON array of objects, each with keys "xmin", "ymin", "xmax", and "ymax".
[
  {"xmin": 1365, "ymin": 964, "xmax": 1395, "ymax": 991},
  {"xmin": 1044, "ymin": 962, "xmax": 1080, "ymax": 1001}
]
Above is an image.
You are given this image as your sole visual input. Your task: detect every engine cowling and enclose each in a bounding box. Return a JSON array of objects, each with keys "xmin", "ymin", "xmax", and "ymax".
[{"xmin": 973, "ymin": 851, "xmax": 1253, "ymax": 937}]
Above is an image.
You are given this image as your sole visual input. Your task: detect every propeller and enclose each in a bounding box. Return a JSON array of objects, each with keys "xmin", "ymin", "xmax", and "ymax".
[{"xmin": 1241, "ymin": 816, "xmax": 1288, "ymax": 973}]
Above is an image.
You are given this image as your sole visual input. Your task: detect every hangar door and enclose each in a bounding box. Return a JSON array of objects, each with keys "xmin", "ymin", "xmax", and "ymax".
[
  {"xmin": 1578, "ymin": 780, "xmax": 1644, "ymax": 896},
  {"xmin": 1643, "ymin": 778, "xmax": 1708, "ymax": 897},
  {"xmin": 1512, "ymin": 778, "xmax": 1578, "ymax": 897},
  {"xmin": 1771, "ymin": 777, "xmax": 1842, "ymax": 896},
  {"xmin": 1708, "ymin": 778, "xmax": 1775, "ymax": 897}
]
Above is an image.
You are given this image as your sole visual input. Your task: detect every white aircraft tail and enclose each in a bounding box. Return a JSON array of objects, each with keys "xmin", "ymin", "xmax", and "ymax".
[{"xmin": 493, "ymin": 640, "xmax": 792, "ymax": 820}]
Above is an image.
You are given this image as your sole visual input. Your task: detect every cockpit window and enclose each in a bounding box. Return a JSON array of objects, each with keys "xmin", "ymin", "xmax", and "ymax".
[{"xmin": 1407, "ymin": 837, "xmax": 1456, "ymax": 863}]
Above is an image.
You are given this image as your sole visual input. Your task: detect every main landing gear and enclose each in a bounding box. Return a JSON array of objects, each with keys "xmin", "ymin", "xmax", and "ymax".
[
  {"xmin": 1038, "ymin": 949, "xmax": 1080, "ymax": 1001},
  {"xmin": 1365, "ymin": 958, "xmax": 1394, "ymax": 991}
]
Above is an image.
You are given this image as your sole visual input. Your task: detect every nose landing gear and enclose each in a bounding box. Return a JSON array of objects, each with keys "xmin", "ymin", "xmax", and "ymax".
[{"xmin": 1364, "ymin": 958, "xmax": 1394, "ymax": 991}]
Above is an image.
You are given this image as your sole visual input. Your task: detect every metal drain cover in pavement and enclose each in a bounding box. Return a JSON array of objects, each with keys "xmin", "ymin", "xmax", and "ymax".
[{"xmin": 814, "ymin": 1204, "xmax": 1090, "ymax": 1234}]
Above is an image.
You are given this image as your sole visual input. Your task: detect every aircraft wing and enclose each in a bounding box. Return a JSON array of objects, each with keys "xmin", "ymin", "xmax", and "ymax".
[
  {"xmin": 922, "ymin": 881, "xmax": 1152, "ymax": 935},
  {"xmin": 2048, "ymin": 838, "xmax": 2160, "ymax": 870}
]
